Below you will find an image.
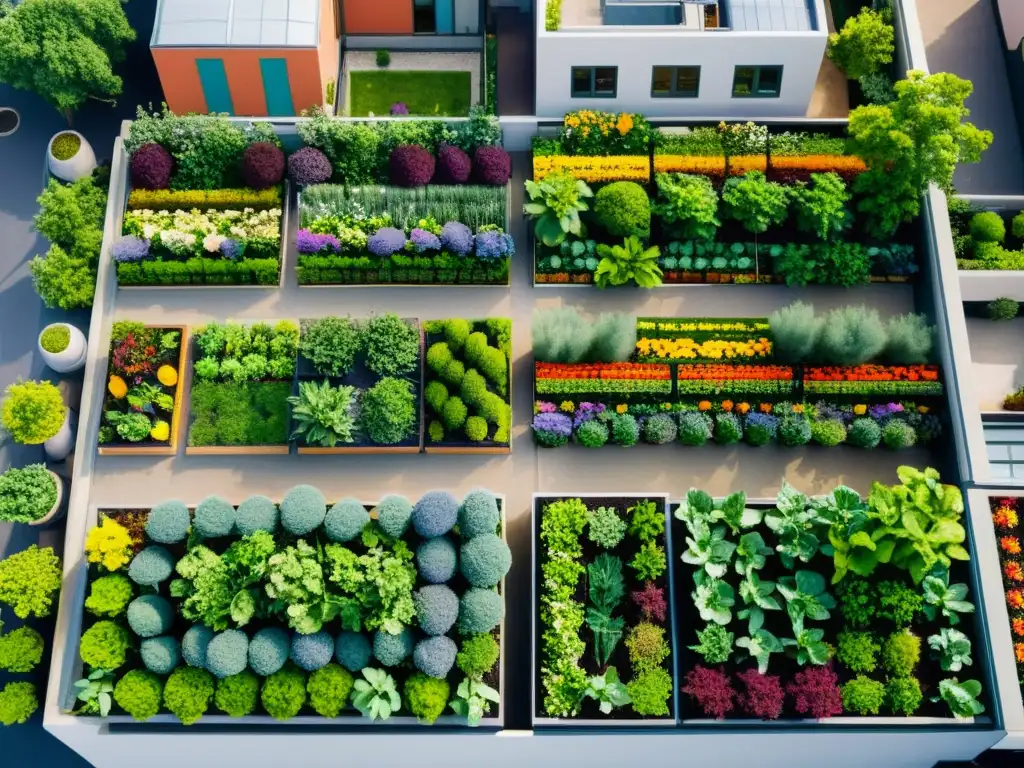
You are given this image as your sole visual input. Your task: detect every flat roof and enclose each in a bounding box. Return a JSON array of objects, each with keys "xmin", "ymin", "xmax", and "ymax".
[
  {"xmin": 724, "ymin": 0, "xmax": 817, "ymax": 32},
  {"xmin": 152, "ymin": 0, "xmax": 319, "ymax": 48}
]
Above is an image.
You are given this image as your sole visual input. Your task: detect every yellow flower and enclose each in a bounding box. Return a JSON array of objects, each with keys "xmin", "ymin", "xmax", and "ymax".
[
  {"xmin": 108, "ymin": 375, "xmax": 127, "ymax": 399},
  {"xmin": 853, "ymin": 404, "xmax": 867, "ymax": 415},
  {"xmin": 616, "ymin": 404, "xmax": 628, "ymax": 414},
  {"xmin": 616, "ymin": 113, "xmax": 634, "ymax": 135},
  {"xmin": 918, "ymin": 405, "xmax": 930, "ymax": 414},
  {"xmin": 157, "ymin": 365, "xmax": 178, "ymax": 387},
  {"xmin": 85, "ymin": 517, "xmax": 133, "ymax": 572},
  {"xmin": 150, "ymin": 420, "xmax": 170, "ymax": 441},
  {"xmin": 560, "ymin": 401, "xmax": 575, "ymax": 412}
]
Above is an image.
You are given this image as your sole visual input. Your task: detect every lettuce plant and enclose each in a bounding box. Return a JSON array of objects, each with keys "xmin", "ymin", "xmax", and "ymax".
[
  {"xmin": 352, "ymin": 667, "xmax": 401, "ymax": 721},
  {"xmin": 450, "ymin": 677, "xmax": 500, "ymax": 726},
  {"xmin": 693, "ymin": 572, "xmax": 735, "ymax": 626},
  {"xmin": 921, "ymin": 571, "xmax": 974, "ymax": 625},
  {"xmin": 777, "ymin": 570, "xmax": 836, "ymax": 634},
  {"xmin": 582, "ymin": 667, "xmax": 631, "ymax": 715},
  {"xmin": 736, "ymin": 629, "xmax": 783, "ymax": 674},
  {"xmin": 928, "ymin": 628, "xmax": 972, "ymax": 672},
  {"xmin": 737, "ymin": 571, "xmax": 781, "ymax": 634},
  {"xmin": 935, "ymin": 678, "xmax": 985, "ymax": 719}
]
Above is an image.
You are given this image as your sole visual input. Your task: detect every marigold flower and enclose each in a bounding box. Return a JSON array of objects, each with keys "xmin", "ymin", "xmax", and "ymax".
[
  {"xmin": 918, "ymin": 405, "xmax": 930, "ymax": 414},
  {"xmin": 737, "ymin": 402, "xmax": 750, "ymax": 414},
  {"xmin": 792, "ymin": 404, "xmax": 804, "ymax": 414},
  {"xmin": 616, "ymin": 113, "xmax": 634, "ymax": 135},
  {"xmin": 721, "ymin": 400, "xmax": 734, "ymax": 412},
  {"xmin": 1009, "ymin": 589, "xmax": 1024, "ymax": 609},
  {"xmin": 1002, "ymin": 537, "xmax": 1022, "ymax": 555},
  {"xmin": 1005, "ymin": 561, "xmax": 1024, "ymax": 582},
  {"xmin": 1013, "ymin": 618, "xmax": 1024, "ymax": 636},
  {"xmin": 616, "ymin": 404, "xmax": 628, "ymax": 414},
  {"xmin": 759, "ymin": 403, "xmax": 773, "ymax": 414},
  {"xmin": 698, "ymin": 401, "xmax": 712, "ymax": 412},
  {"xmin": 853, "ymin": 404, "xmax": 867, "ymax": 415},
  {"xmin": 1017, "ymin": 643, "xmax": 1024, "ymax": 664},
  {"xmin": 85, "ymin": 517, "xmax": 134, "ymax": 572},
  {"xmin": 994, "ymin": 505, "xmax": 1020, "ymax": 529}
]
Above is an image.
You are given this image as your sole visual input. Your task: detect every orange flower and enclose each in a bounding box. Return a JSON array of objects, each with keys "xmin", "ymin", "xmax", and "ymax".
[
  {"xmin": 994, "ymin": 505, "xmax": 1019, "ymax": 529},
  {"xmin": 616, "ymin": 404, "xmax": 628, "ymax": 414},
  {"xmin": 1017, "ymin": 643, "xmax": 1024, "ymax": 664},
  {"xmin": 698, "ymin": 401, "xmax": 712, "ymax": 412},
  {"xmin": 792, "ymin": 404, "xmax": 804, "ymax": 414},
  {"xmin": 737, "ymin": 402, "xmax": 751, "ymax": 414},
  {"xmin": 1002, "ymin": 537, "xmax": 1022, "ymax": 555},
  {"xmin": 1009, "ymin": 589, "xmax": 1024, "ymax": 609},
  {"xmin": 615, "ymin": 112, "xmax": 634, "ymax": 135},
  {"xmin": 759, "ymin": 403, "xmax": 773, "ymax": 414},
  {"xmin": 1005, "ymin": 561, "xmax": 1024, "ymax": 582},
  {"xmin": 721, "ymin": 400, "xmax": 734, "ymax": 412},
  {"xmin": 918, "ymin": 405, "xmax": 930, "ymax": 414},
  {"xmin": 1014, "ymin": 618, "xmax": 1024, "ymax": 636}
]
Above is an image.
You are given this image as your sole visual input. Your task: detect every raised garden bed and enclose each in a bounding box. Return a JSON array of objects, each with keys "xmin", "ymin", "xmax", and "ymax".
[
  {"xmin": 98, "ymin": 323, "xmax": 189, "ymax": 456},
  {"xmin": 532, "ymin": 493, "xmax": 677, "ymax": 726},
  {"xmin": 75, "ymin": 488, "xmax": 508, "ymax": 726},
  {"xmin": 669, "ymin": 468, "xmax": 991, "ymax": 726},
  {"xmin": 292, "ymin": 316, "xmax": 424, "ymax": 454},
  {"xmin": 185, "ymin": 322, "xmax": 298, "ymax": 455},
  {"xmin": 987, "ymin": 496, "xmax": 1024, "ymax": 699},
  {"xmin": 423, "ymin": 319, "xmax": 512, "ymax": 454}
]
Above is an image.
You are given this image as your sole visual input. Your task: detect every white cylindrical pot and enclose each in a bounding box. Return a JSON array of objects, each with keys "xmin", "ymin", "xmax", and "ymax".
[
  {"xmin": 47, "ymin": 130, "xmax": 97, "ymax": 182},
  {"xmin": 39, "ymin": 323, "xmax": 87, "ymax": 373},
  {"xmin": 28, "ymin": 471, "xmax": 65, "ymax": 527},
  {"xmin": 43, "ymin": 410, "xmax": 74, "ymax": 461}
]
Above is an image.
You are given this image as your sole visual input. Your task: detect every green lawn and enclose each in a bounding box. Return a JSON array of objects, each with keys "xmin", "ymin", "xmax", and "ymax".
[{"xmin": 349, "ymin": 70, "xmax": 473, "ymax": 117}]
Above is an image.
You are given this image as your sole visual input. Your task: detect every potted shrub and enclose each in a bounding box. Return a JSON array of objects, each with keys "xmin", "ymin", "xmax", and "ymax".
[
  {"xmin": 38, "ymin": 323, "xmax": 87, "ymax": 373},
  {"xmin": 47, "ymin": 130, "xmax": 97, "ymax": 182},
  {"xmin": 0, "ymin": 464, "xmax": 63, "ymax": 526},
  {"xmin": 1, "ymin": 380, "xmax": 72, "ymax": 460},
  {"xmin": 0, "ymin": 545, "xmax": 62, "ymax": 619}
]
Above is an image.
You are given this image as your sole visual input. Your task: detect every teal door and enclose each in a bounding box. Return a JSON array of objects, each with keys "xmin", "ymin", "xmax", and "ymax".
[
  {"xmin": 435, "ymin": 0, "xmax": 453, "ymax": 34},
  {"xmin": 260, "ymin": 58, "xmax": 296, "ymax": 116},
  {"xmin": 196, "ymin": 59, "xmax": 234, "ymax": 115}
]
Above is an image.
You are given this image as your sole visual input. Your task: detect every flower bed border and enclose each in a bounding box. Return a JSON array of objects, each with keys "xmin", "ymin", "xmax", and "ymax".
[
  {"xmin": 97, "ymin": 325, "xmax": 191, "ymax": 457},
  {"xmin": 74, "ymin": 496, "xmax": 508, "ymax": 728},
  {"xmin": 530, "ymin": 492, "xmax": 679, "ymax": 728}
]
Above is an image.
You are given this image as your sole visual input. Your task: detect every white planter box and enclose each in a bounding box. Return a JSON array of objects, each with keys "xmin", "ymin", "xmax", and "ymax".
[
  {"xmin": 39, "ymin": 323, "xmax": 87, "ymax": 373},
  {"xmin": 29, "ymin": 471, "xmax": 66, "ymax": 527},
  {"xmin": 44, "ymin": 410, "xmax": 74, "ymax": 461},
  {"xmin": 47, "ymin": 131, "xmax": 97, "ymax": 182},
  {"xmin": 959, "ymin": 270, "xmax": 1024, "ymax": 302}
]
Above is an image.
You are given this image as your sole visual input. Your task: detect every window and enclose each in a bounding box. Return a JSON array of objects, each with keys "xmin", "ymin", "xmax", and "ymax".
[
  {"xmin": 414, "ymin": 0, "xmax": 436, "ymax": 33},
  {"xmin": 571, "ymin": 66, "xmax": 617, "ymax": 98},
  {"xmin": 651, "ymin": 66, "xmax": 700, "ymax": 98},
  {"xmin": 732, "ymin": 66, "xmax": 783, "ymax": 98}
]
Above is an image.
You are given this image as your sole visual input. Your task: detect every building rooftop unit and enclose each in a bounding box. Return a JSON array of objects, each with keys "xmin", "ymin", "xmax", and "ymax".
[
  {"xmin": 554, "ymin": 0, "xmax": 819, "ymax": 32},
  {"xmin": 152, "ymin": 0, "xmax": 320, "ymax": 48}
]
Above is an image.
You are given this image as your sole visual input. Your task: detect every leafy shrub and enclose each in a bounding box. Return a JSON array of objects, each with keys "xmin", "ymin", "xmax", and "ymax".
[
  {"xmin": 611, "ymin": 413, "xmax": 640, "ymax": 446},
  {"xmin": 786, "ymin": 664, "xmax": 842, "ymax": 718},
  {"xmin": 413, "ymin": 635, "xmax": 458, "ymax": 678},
  {"xmin": 790, "ymin": 173, "xmax": 850, "ymax": 240},
  {"xmin": 887, "ymin": 676, "xmax": 922, "ymax": 715},
  {"xmin": 689, "ymin": 624, "xmax": 734, "ymax": 664},
  {"xmin": 164, "ymin": 666, "xmax": 215, "ymax": 725},
  {"xmin": 736, "ymin": 669, "xmax": 785, "ymax": 720},
  {"xmin": 594, "ymin": 181, "xmax": 651, "ymax": 238},
  {"xmin": 146, "ymin": 500, "xmax": 191, "ymax": 544},
  {"xmin": 883, "ymin": 314, "xmax": 933, "ymax": 363},
  {"xmin": 988, "ymin": 297, "xmax": 1019, "ymax": 321},
  {"xmin": 859, "ymin": 72, "xmax": 897, "ymax": 104},
  {"xmin": 678, "ymin": 412, "xmax": 712, "ymax": 446},
  {"xmin": 0, "ymin": 464, "xmax": 58, "ymax": 524},
  {"xmin": 364, "ymin": 314, "xmax": 419, "ymax": 376},
  {"xmin": 376, "ymin": 495, "xmax": 413, "ymax": 538},
  {"xmin": 841, "ymin": 675, "xmax": 885, "ymax": 715},
  {"xmin": 836, "ymin": 631, "xmax": 879, "ymax": 673},
  {"xmin": 131, "ymin": 143, "xmax": 174, "ymax": 189},
  {"xmin": 373, "ymin": 628, "xmax": 414, "ymax": 666},
  {"xmin": 681, "ymin": 665, "xmax": 735, "ymax": 719},
  {"xmin": 827, "ymin": 8, "xmax": 894, "ymax": 79},
  {"xmin": 714, "ymin": 412, "xmax": 743, "ymax": 445},
  {"xmin": 625, "ymin": 622, "xmax": 670, "ymax": 672},
  {"xmin": 215, "ymin": 670, "xmax": 260, "ymax": 717},
  {"xmin": 300, "ymin": 317, "xmax": 362, "ymax": 376},
  {"xmin": 877, "ymin": 580, "xmax": 923, "ymax": 626},
  {"xmin": 465, "ymin": 416, "xmax": 488, "ymax": 441},
  {"xmin": 416, "ymin": 537, "xmax": 457, "ymax": 585},
  {"xmin": 288, "ymin": 146, "xmax": 333, "ymax": 186},
  {"xmin": 206, "ymin": 630, "xmax": 250, "ymax": 679},
  {"xmin": 335, "ymin": 631, "xmax": 373, "ymax": 673},
  {"xmin": 242, "ymin": 142, "xmax": 285, "ymax": 189},
  {"xmin": 140, "ymin": 636, "xmax": 180, "ymax": 675},
  {"xmin": 405, "ymin": 671, "xmax": 450, "ymax": 724},
  {"xmin": 576, "ymin": 418, "xmax": 609, "ymax": 447},
  {"xmin": 290, "ymin": 631, "xmax": 334, "ymax": 672},
  {"xmin": 248, "ymin": 627, "xmax": 290, "ymax": 676},
  {"xmin": 412, "ymin": 490, "xmax": 459, "ymax": 538},
  {"xmin": 235, "ymin": 495, "xmax": 279, "ymax": 536},
  {"xmin": 459, "ymin": 490, "xmax": 500, "ymax": 537},
  {"xmin": 881, "ymin": 421, "xmax": 917, "ymax": 449},
  {"xmin": 643, "ymin": 413, "xmax": 678, "ymax": 444},
  {"xmin": 362, "ymin": 377, "xmax": 417, "ymax": 445},
  {"xmin": 779, "ymin": 415, "xmax": 812, "ymax": 446},
  {"xmin": 970, "ymin": 211, "xmax": 1005, "ymax": 243},
  {"xmin": 307, "ymin": 663, "xmax": 354, "ymax": 717},
  {"xmin": 837, "ymin": 578, "xmax": 876, "ymax": 628},
  {"xmin": 435, "ymin": 144, "xmax": 472, "ymax": 184},
  {"xmin": 882, "ymin": 631, "xmax": 921, "ymax": 676},
  {"xmin": 182, "ymin": 625, "xmax": 215, "ymax": 668},
  {"xmin": 653, "ymin": 173, "xmax": 720, "ymax": 240},
  {"xmin": 722, "ymin": 171, "xmax": 788, "ymax": 235},
  {"xmin": 261, "ymin": 663, "xmax": 306, "ymax": 721},
  {"xmin": 816, "ymin": 306, "xmax": 887, "ymax": 365},
  {"xmin": 457, "ymin": 633, "xmax": 500, "ymax": 678},
  {"xmin": 628, "ymin": 667, "xmax": 673, "ymax": 716},
  {"xmin": 280, "ymin": 484, "xmax": 327, "ymax": 536},
  {"xmin": 193, "ymin": 495, "xmax": 236, "ymax": 538},
  {"xmin": 811, "ymin": 418, "xmax": 846, "ymax": 447},
  {"xmin": 0, "ymin": 626, "xmax": 43, "ymax": 672},
  {"xmin": 324, "ymin": 498, "xmax": 370, "ymax": 543},
  {"xmin": 587, "ymin": 506, "xmax": 627, "ymax": 549},
  {"xmin": 2, "ymin": 380, "xmax": 65, "ymax": 444},
  {"xmin": 848, "ymin": 418, "xmax": 882, "ymax": 449},
  {"xmin": 390, "ymin": 145, "xmax": 435, "ymax": 187},
  {"xmin": 0, "ymin": 681, "xmax": 37, "ymax": 725},
  {"xmin": 472, "ymin": 146, "xmax": 512, "ymax": 185},
  {"xmin": 744, "ymin": 412, "xmax": 778, "ymax": 446},
  {"xmin": 0, "ymin": 545, "xmax": 62, "ymax": 618},
  {"xmin": 127, "ymin": 594, "xmax": 174, "ymax": 638},
  {"xmin": 457, "ymin": 588, "xmax": 504, "ymax": 635},
  {"xmin": 460, "ymin": 534, "xmax": 512, "ymax": 588},
  {"xmin": 114, "ymin": 670, "xmax": 163, "ymax": 721},
  {"xmin": 1013, "ymin": 211, "xmax": 1024, "ymax": 239},
  {"xmin": 414, "ymin": 585, "xmax": 460, "ymax": 636}
]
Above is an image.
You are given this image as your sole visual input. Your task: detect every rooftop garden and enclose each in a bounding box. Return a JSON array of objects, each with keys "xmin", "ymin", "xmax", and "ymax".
[
  {"xmin": 989, "ymin": 497, "xmax": 1024, "ymax": 706},
  {"xmin": 951, "ymin": 199, "xmax": 1024, "ymax": 271}
]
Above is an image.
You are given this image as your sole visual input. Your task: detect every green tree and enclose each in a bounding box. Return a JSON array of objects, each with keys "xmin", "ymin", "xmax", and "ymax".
[
  {"xmin": 0, "ymin": 0, "xmax": 135, "ymax": 119},
  {"xmin": 848, "ymin": 71, "xmax": 992, "ymax": 237},
  {"xmin": 827, "ymin": 9, "xmax": 894, "ymax": 80},
  {"xmin": 652, "ymin": 173, "xmax": 720, "ymax": 241},
  {"xmin": 722, "ymin": 171, "xmax": 788, "ymax": 236},
  {"xmin": 789, "ymin": 172, "xmax": 851, "ymax": 240}
]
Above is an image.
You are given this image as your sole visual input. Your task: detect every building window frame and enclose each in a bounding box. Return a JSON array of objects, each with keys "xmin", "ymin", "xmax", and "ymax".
[
  {"xmin": 651, "ymin": 65, "xmax": 701, "ymax": 98},
  {"xmin": 731, "ymin": 65, "xmax": 783, "ymax": 98},
  {"xmin": 570, "ymin": 66, "xmax": 618, "ymax": 98}
]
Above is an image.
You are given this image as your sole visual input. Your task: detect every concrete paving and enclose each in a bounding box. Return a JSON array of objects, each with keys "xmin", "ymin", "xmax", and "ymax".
[{"xmin": 915, "ymin": 0, "xmax": 1024, "ymax": 194}]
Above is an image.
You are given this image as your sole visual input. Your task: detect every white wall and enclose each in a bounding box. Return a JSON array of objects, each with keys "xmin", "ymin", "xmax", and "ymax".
[{"xmin": 535, "ymin": 28, "xmax": 827, "ymax": 118}]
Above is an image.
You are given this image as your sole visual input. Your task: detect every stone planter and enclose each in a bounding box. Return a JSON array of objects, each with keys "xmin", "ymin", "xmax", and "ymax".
[
  {"xmin": 28, "ymin": 471, "xmax": 66, "ymax": 527},
  {"xmin": 39, "ymin": 323, "xmax": 87, "ymax": 373},
  {"xmin": 44, "ymin": 409, "xmax": 74, "ymax": 461},
  {"xmin": 47, "ymin": 130, "xmax": 97, "ymax": 182}
]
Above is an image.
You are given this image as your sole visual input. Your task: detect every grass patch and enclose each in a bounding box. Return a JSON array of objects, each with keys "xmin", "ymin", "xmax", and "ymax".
[
  {"xmin": 188, "ymin": 381, "xmax": 290, "ymax": 447},
  {"xmin": 349, "ymin": 70, "xmax": 472, "ymax": 117}
]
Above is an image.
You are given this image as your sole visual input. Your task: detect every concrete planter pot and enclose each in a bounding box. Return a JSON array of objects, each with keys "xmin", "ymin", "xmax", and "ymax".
[
  {"xmin": 44, "ymin": 409, "xmax": 74, "ymax": 461},
  {"xmin": 39, "ymin": 323, "xmax": 87, "ymax": 373},
  {"xmin": 28, "ymin": 471, "xmax": 65, "ymax": 527},
  {"xmin": 47, "ymin": 130, "xmax": 97, "ymax": 182}
]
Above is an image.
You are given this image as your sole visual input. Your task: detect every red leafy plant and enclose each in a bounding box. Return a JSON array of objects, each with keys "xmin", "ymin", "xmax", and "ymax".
[
  {"xmin": 785, "ymin": 663, "xmax": 842, "ymax": 719},
  {"xmin": 242, "ymin": 142, "xmax": 286, "ymax": 189},
  {"xmin": 632, "ymin": 582, "xmax": 667, "ymax": 622},
  {"xmin": 472, "ymin": 146, "xmax": 512, "ymax": 185},
  {"xmin": 112, "ymin": 333, "xmax": 157, "ymax": 383},
  {"xmin": 681, "ymin": 666, "xmax": 736, "ymax": 719},
  {"xmin": 434, "ymin": 144, "xmax": 472, "ymax": 184},
  {"xmin": 390, "ymin": 145, "xmax": 435, "ymax": 187},
  {"xmin": 736, "ymin": 669, "xmax": 784, "ymax": 720},
  {"xmin": 287, "ymin": 146, "xmax": 332, "ymax": 186},
  {"xmin": 131, "ymin": 143, "xmax": 174, "ymax": 190}
]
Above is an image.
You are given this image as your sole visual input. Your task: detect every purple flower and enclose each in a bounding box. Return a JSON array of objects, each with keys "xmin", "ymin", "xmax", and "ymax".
[
  {"xmin": 296, "ymin": 229, "xmax": 341, "ymax": 255},
  {"xmin": 814, "ymin": 402, "xmax": 851, "ymax": 425},
  {"xmin": 475, "ymin": 229, "xmax": 515, "ymax": 261},
  {"xmin": 532, "ymin": 412, "xmax": 572, "ymax": 437},
  {"xmin": 390, "ymin": 102, "xmax": 409, "ymax": 116},
  {"xmin": 868, "ymin": 404, "xmax": 890, "ymax": 421},
  {"xmin": 367, "ymin": 227, "xmax": 407, "ymax": 257},
  {"xmin": 537, "ymin": 401, "xmax": 557, "ymax": 413},
  {"xmin": 744, "ymin": 412, "xmax": 779, "ymax": 433},
  {"xmin": 113, "ymin": 235, "xmax": 150, "ymax": 263},
  {"xmin": 440, "ymin": 221, "xmax": 473, "ymax": 256},
  {"xmin": 574, "ymin": 402, "xmax": 605, "ymax": 427},
  {"xmin": 409, "ymin": 228, "xmax": 441, "ymax": 253},
  {"xmin": 220, "ymin": 238, "xmax": 242, "ymax": 261}
]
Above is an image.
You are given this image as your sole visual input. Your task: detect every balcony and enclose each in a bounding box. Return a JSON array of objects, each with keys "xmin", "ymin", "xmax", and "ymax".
[{"xmin": 555, "ymin": 0, "xmax": 818, "ymax": 32}]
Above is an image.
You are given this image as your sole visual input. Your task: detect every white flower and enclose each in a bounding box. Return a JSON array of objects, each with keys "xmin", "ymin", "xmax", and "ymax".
[
  {"xmin": 142, "ymin": 224, "xmax": 156, "ymax": 239},
  {"xmin": 203, "ymin": 234, "xmax": 226, "ymax": 253}
]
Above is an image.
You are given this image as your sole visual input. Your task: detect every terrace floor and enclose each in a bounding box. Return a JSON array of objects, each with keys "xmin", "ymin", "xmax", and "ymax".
[
  {"xmin": 806, "ymin": 0, "xmax": 850, "ymax": 118},
  {"xmin": 966, "ymin": 315, "xmax": 1024, "ymax": 411}
]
